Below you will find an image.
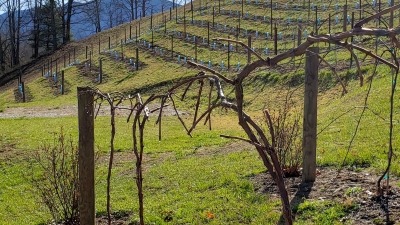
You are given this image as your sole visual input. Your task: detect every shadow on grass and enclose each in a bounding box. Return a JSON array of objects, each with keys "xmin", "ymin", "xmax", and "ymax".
[{"xmin": 277, "ymin": 182, "xmax": 314, "ymax": 225}]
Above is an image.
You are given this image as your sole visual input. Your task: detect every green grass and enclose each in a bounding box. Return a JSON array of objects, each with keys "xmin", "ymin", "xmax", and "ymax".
[{"xmin": 1, "ymin": 0, "xmax": 400, "ymax": 224}]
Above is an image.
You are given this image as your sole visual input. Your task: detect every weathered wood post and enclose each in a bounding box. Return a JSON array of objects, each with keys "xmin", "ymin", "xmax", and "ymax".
[
  {"xmin": 99, "ymin": 58, "xmax": 103, "ymax": 83},
  {"xmin": 314, "ymin": 6, "xmax": 318, "ymax": 35},
  {"xmin": 389, "ymin": 0, "xmax": 394, "ymax": 28},
  {"xmin": 343, "ymin": 4, "xmax": 347, "ymax": 32},
  {"xmin": 136, "ymin": 48, "xmax": 139, "ymax": 70},
  {"xmin": 302, "ymin": 47, "xmax": 319, "ymax": 183},
  {"xmin": 194, "ymin": 36, "xmax": 198, "ymax": 62},
  {"xmin": 21, "ymin": 82, "xmax": 26, "ymax": 103},
  {"xmin": 108, "ymin": 36, "xmax": 111, "ymax": 50},
  {"xmin": 77, "ymin": 87, "xmax": 95, "ymax": 225},
  {"xmin": 270, "ymin": 0, "xmax": 273, "ymax": 35},
  {"xmin": 241, "ymin": 0, "xmax": 244, "ymax": 17},
  {"xmin": 61, "ymin": 71, "xmax": 65, "ymax": 95},
  {"xmin": 247, "ymin": 35, "xmax": 251, "ymax": 64},
  {"xmin": 274, "ymin": 23, "xmax": 278, "ymax": 55},
  {"xmin": 350, "ymin": 12, "xmax": 354, "ymax": 68},
  {"xmin": 227, "ymin": 40, "xmax": 230, "ymax": 70}
]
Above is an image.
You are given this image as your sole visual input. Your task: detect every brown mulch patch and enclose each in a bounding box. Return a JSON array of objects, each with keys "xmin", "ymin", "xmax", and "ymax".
[{"xmin": 251, "ymin": 167, "xmax": 400, "ymax": 224}]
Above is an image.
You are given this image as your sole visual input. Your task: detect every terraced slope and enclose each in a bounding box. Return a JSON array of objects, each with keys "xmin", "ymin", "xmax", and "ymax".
[{"xmin": 0, "ymin": 1, "xmax": 399, "ymax": 224}]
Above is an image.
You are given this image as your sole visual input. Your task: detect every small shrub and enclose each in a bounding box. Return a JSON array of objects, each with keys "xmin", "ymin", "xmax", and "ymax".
[
  {"xmin": 29, "ymin": 129, "xmax": 79, "ymax": 225},
  {"xmin": 264, "ymin": 91, "xmax": 302, "ymax": 177}
]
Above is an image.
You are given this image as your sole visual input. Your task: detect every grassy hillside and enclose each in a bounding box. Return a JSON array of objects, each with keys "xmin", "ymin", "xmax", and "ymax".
[{"xmin": 0, "ymin": 0, "xmax": 399, "ymax": 224}]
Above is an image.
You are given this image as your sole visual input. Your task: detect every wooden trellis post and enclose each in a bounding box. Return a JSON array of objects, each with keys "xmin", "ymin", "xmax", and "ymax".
[
  {"xmin": 302, "ymin": 47, "xmax": 319, "ymax": 183},
  {"xmin": 77, "ymin": 87, "xmax": 95, "ymax": 225},
  {"xmin": 247, "ymin": 35, "xmax": 251, "ymax": 63},
  {"xmin": 343, "ymin": 4, "xmax": 347, "ymax": 32},
  {"xmin": 99, "ymin": 58, "xmax": 103, "ymax": 83},
  {"xmin": 61, "ymin": 71, "xmax": 65, "ymax": 95}
]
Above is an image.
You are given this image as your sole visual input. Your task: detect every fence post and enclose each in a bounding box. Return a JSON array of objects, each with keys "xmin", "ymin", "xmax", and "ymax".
[
  {"xmin": 247, "ymin": 35, "xmax": 251, "ymax": 64},
  {"xmin": 136, "ymin": 48, "xmax": 139, "ymax": 70},
  {"xmin": 302, "ymin": 47, "xmax": 319, "ymax": 183},
  {"xmin": 389, "ymin": 0, "xmax": 394, "ymax": 28},
  {"xmin": 227, "ymin": 40, "xmax": 230, "ymax": 70},
  {"xmin": 314, "ymin": 6, "xmax": 318, "ymax": 35},
  {"xmin": 274, "ymin": 24, "xmax": 278, "ymax": 55},
  {"xmin": 21, "ymin": 82, "xmax": 26, "ymax": 102},
  {"xmin": 98, "ymin": 38, "xmax": 101, "ymax": 53},
  {"xmin": 99, "ymin": 58, "xmax": 103, "ymax": 83},
  {"xmin": 61, "ymin": 71, "xmax": 65, "ymax": 95},
  {"xmin": 241, "ymin": 0, "xmax": 244, "ymax": 17},
  {"xmin": 343, "ymin": 4, "xmax": 347, "ymax": 32},
  {"xmin": 195, "ymin": 36, "xmax": 198, "ymax": 62},
  {"xmin": 108, "ymin": 36, "xmax": 111, "ymax": 50},
  {"xmin": 77, "ymin": 87, "xmax": 95, "ymax": 225},
  {"xmin": 270, "ymin": 0, "xmax": 273, "ymax": 35}
]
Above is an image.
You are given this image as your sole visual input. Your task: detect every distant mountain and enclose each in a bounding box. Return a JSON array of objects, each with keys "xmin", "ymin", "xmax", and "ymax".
[
  {"xmin": 71, "ymin": 0, "xmax": 176, "ymax": 40},
  {"xmin": 0, "ymin": 0, "xmax": 177, "ymax": 41}
]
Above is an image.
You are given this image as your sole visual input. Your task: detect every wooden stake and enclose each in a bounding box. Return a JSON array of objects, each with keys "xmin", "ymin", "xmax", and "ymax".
[
  {"xmin": 61, "ymin": 71, "xmax": 65, "ymax": 95},
  {"xmin": 343, "ymin": 4, "xmax": 347, "ymax": 32},
  {"xmin": 99, "ymin": 58, "xmax": 103, "ymax": 83},
  {"xmin": 21, "ymin": 82, "xmax": 26, "ymax": 102},
  {"xmin": 195, "ymin": 36, "xmax": 198, "ymax": 62},
  {"xmin": 136, "ymin": 48, "xmax": 139, "ymax": 70},
  {"xmin": 302, "ymin": 47, "xmax": 319, "ymax": 183},
  {"xmin": 247, "ymin": 35, "xmax": 251, "ymax": 64},
  {"xmin": 77, "ymin": 87, "xmax": 95, "ymax": 225},
  {"xmin": 274, "ymin": 24, "xmax": 278, "ymax": 55}
]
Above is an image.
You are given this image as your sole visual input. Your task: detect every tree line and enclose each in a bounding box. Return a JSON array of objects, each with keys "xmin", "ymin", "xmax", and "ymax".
[{"xmin": 0, "ymin": 0, "xmax": 175, "ymax": 75}]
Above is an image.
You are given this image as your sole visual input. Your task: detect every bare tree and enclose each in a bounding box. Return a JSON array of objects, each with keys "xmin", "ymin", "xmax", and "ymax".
[
  {"xmin": 5, "ymin": 0, "xmax": 22, "ymax": 66},
  {"xmin": 81, "ymin": 0, "xmax": 102, "ymax": 33}
]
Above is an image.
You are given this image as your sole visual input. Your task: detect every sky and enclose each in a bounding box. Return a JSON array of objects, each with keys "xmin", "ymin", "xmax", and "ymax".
[{"xmin": 0, "ymin": 0, "xmax": 184, "ymax": 14}]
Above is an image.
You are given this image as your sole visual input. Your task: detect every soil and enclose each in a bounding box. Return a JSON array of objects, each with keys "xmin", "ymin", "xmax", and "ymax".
[{"xmin": 251, "ymin": 167, "xmax": 400, "ymax": 225}]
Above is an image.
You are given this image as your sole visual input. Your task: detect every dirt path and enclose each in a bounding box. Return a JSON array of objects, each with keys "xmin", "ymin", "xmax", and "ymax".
[{"xmin": 0, "ymin": 104, "xmax": 187, "ymax": 119}]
